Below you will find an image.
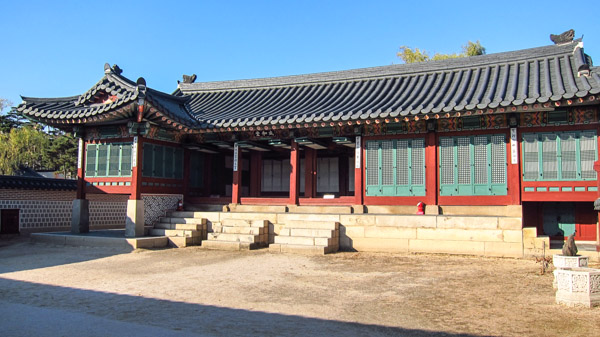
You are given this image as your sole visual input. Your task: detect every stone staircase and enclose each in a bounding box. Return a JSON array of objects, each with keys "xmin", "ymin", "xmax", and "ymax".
[
  {"xmin": 270, "ymin": 219, "xmax": 340, "ymax": 255},
  {"xmin": 523, "ymin": 227, "xmax": 550, "ymax": 257},
  {"xmin": 149, "ymin": 211, "xmax": 208, "ymax": 248},
  {"xmin": 202, "ymin": 217, "xmax": 270, "ymax": 251}
]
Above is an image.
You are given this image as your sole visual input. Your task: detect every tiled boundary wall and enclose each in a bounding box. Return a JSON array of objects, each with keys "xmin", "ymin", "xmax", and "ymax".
[
  {"xmin": 0, "ymin": 188, "xmax": 128, "ymax": 235},
  {"xmin": 194, "ymin": 206, "xmax": 525, "ymax": 257}
]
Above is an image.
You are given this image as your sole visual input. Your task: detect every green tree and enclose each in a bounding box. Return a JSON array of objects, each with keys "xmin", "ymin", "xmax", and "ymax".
[
  {"xmin": 0, "ymin": 126, "xmax": 49, "ymax": 174},
  {"xmin": 44, "ymin": 132, "xmax": 78, "ymax": 178},
  {"xmin": 398, "ymin": 40, "xmax": 486, "ymax": 63}
]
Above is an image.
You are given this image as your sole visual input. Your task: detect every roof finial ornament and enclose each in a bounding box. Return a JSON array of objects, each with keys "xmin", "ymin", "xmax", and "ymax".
[
  {"xmin": 179, "ymin": 74, "xmax": 197, "ymax": 84},
  {"xmin": 104, "ymin": 63, "xmax": 123, "ymax": 75},
  {"xmin": 550, "ymin": 29, "xmax": 575, "ymax": 45}
]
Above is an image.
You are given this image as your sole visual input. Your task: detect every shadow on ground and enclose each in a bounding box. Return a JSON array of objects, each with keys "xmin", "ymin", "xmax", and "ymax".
[
  {"xmin": 0, "ymin": 239, "xmax": 133, "ymax": 274},
  {"xmin": 0, "ymin": 278, "xmax": 491, "ymax": 337}
]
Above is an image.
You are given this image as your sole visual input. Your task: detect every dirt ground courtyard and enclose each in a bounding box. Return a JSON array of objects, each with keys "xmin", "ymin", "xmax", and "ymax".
[{"xmin": 0, "ymin": 238, "xmax": 598, "ymax": 337}]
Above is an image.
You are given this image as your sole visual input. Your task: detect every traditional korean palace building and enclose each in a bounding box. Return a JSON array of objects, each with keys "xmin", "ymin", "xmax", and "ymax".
[{"xmin": 16, "ymin": 35, "xmax": 600, "ymax": 256}]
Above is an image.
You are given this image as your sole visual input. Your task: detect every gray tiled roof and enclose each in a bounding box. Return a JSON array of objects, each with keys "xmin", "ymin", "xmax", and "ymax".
[
  {"xmin": 17, "ymin": 67, "xmax": 197, "ymax": 128},
  {"xmin": 177, "ymin": 40, "xmax": 600, "ymax": 129},
  {"xmin": 16, "ymin": 41, "xmax": 600, "ymax": 132},
  {"xmin": 0, "ymin": 175, "xmax": 76, "ymax": 191}
]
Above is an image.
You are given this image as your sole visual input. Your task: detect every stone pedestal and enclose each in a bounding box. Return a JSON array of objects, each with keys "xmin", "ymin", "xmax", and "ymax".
[
  {"xmin": 555, "ymin": 267, "xmax": 600, "ymax": 307},
  {"xmin": 553, "ymin": 255, "xmax": 589, "ymax": 289},
  {"xmin": 71, "ymin": 199, "xmax": 89, "ymax": 234},
  {"xmin": 126, "ymin": 199, "xmax": 145, "ymax": 238},
  {"xmin": 553, "ymin": 254, "xmax": 589, "ymax": 269}
]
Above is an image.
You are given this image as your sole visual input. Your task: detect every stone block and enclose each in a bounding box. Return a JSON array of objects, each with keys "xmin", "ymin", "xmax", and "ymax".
[
  {"xmin": 274, "ymin": 236, "xmax": 314, "ymax": 246},
  {"xmin": 365, "ymin": 205, "xmax": 416, "ymax": 214},
  {"xmin": 498, "ymin": 217, "xmax": 522, "ymax": 230},
  {"xmin": 409, "ymin": 239, "xmax": 485, "ymax": 255},
  {"xmin": 220, "ymin": 212, "xmax": 277, "ymax": 223},
  {"xmin": 287, "ymin": 205, "xmax": 352, "ymax": 214},
  {"xmin": 502, "ymin": 230, "xmax": 523, "ymax": 243},
  {"xmin": 436, "ymin": 216, "xmax": 498, "ymax": 230},
  {"xmin": 279, "ymin": 244, "xmax": 328, "ymax": 255},
  {"xmin": 522, "ymin": 227, "xmax": 538, "ymax": 238},
  {"xmin": 314, "ymin": 237, "xmax": 335, "ymax": 246},
  {"xmin": 282, "ymin": 221, "xmax": 339, "ymax": 230},
  {"xmin": 290, "ymin": 228, "xmax": 335, "ymax": 238},
  {"xmin": 484, "ymin": 241, "xmax": 523, "ymax": 258},
  {"xmin": 364, "ymin": 226, "xmax": 417, "ymax": 239},
  {"xmin": 339, "ymin": 225, "xmax": 365, "ymax": 238},
  {"xmin": 339, "ymin": 215, "xmax": 376, "ymax": 227},
  {"xmin": 375, "ymin": 215, "xmax": 436, "ymax": 228},
  {"xmin": 277, "ymin": 213, "xmax": 340, "ymax": 223},
  {"xmin": 553, "ymin": 255, "xmax": 589, "ymax": 269},
  {"xmin": 350, "ymin": 237, "xmax": 409, "ymax": 253},
  {"xmin": 126, "ymin": 199, "xmax": 145, "ymax": 238},
  {"xmin": 424, "ymin": 205, "xmax": 440, "ymax": 215},
  {"xmin": 504, "ymin": 205, "xmax": 523, "ymax": 217},
  {"xmin": 440, "ymin": 206, "xmax": 508, "ymax": 216},
  {"xmin": 417, "ymin": 228, "xmax": 503, "ymax": 242},
  {"xmin": 71, "ymin": 199, "xmax": 90, "ymax": 234},
  {"xmin": 352, "ymin": 205, "xmax": 365, "ymax": 214},
  {"xmin": 555, "ymin": 268, "xmax": 600, "ymax": 307}
]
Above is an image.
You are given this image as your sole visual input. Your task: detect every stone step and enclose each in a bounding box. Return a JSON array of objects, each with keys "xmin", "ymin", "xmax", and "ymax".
[
  {"xmin": 167, "ymin": 236, "xmax": 202, "ymax": 248},
  {"xmin": 229, "ymin": 204, "xmax": 287, "ymax": 213},
  {"xmin": 279, "ymin": 228, "xmax": 336, "ymax": 238},
  {"xmin": 200, "ymin": 240, "xmax": 260, "ymax": 251},
  {"xmin": 184, "ymin": 204, "xmax": 226, "ymax": 212},
  {"xmin": 221, "ymin": 219, "xmax": 268, "ymax": 228},
  {"xmin": 221, "ymin": 226, "xmax": 265, "ymax": 235},
  {"xmin": 207, "ymin": 233, "xmax": 259, "ymax": 243},
  {"xmin": 282, "ymin": 220, "xmax": 339, "ymax": 230},
  {"xmin": 274, "ymin": 235, "xmax": 336, "ymax": 247},
  {"xmin": 154, "ymin": 222, "xmax": 206, "ymax": 231},
  {"xmin": 287, "ymin": 205, "xmax": 352, "ymax": 214},
  {"xmin": 269, "ymin": 243, "xmax": 337, "ymax": 255},
  {"xmin": 160, "ymin": 217, "xmax": 207, "ymax": 225},
  {"xmin": 149, "ymin": 229, "xmax": 201, "ymax": 237}
]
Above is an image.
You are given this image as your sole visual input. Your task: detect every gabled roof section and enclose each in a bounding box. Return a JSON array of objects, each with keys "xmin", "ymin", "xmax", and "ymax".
[
  {"xmin": 177, "ymin": 40, "xmax": 600, "ymax": 129},
  {"xmin": 17, "ymin": 64, "xmax": 198, "ymax": 130}
]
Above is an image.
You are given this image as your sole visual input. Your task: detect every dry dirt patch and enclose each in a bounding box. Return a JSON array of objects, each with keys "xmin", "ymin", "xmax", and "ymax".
[{"xmin": 0, "ymin": 240, "xmax": 598, "ymax": 336}]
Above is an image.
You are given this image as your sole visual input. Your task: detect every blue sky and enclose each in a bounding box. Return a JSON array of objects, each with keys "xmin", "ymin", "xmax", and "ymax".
[{"xmin": 1, "ymin": 0, "xmax": 599, "ymax": 113}]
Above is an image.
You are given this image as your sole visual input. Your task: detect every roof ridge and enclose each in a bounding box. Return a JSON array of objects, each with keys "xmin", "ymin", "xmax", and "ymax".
[{"xmin": 179, "ymin": 42, "xmax": 580, "ymax": 93}]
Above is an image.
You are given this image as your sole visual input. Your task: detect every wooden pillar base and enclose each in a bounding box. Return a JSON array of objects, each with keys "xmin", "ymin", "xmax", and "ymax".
[
  {"xmin": 71, "ymin": 199, "xmax": 89, "ymax": 234},
  {"xmin": 126, "ymin": 199, "xmax": 145, "ymax": 238}
]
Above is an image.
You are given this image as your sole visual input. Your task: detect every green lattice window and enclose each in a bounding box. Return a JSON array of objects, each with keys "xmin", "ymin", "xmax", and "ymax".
[
  {"xmin": 522, "ymin": 130, "xmax": 597, "ymax": 181},
  {"xmin": 439, "ymin": 134, "xmax": 507, "ymax": 196},
  {"xmin": 85, "ymin": 143, "xmax": 132, "ymax": 177},
  {"xmin": 365, "ymin": 138, "xmax": 426, "ymax": 196},
  {"xmin": 142, "ymin": 143, "xmax": 184, "ymax": 179}
]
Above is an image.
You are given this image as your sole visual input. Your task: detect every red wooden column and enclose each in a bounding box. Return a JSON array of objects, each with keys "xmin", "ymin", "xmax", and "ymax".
[
  {"xmin": 250, "ymin": 151, "xmax": 262, "ymax": 197},
  {"xmin": 354, "ymin": 136, "xmax": 363, "ymax": 205},
  {"xmin": 76, "ymin": 138, "xmax": 86, "ymax": 200},
  {"xmin": 232, "ymin": 143, "xmax": 242, "ymax": 204},
  {"xmin": 289, "ymin": 140, "xmax": 300, "ymax": 205},
  {"xmin": 425, "ymin": 132, "xmax": 437, "ymax": 207},
  {"xmin": 305, "ymin": 148, "xmax": 316, "ymax": 198}
]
